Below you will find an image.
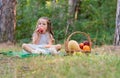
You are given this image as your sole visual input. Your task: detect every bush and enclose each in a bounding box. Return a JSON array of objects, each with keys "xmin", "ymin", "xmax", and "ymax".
[{"xmin": 16, "ymin": 0, "xmax": 116, "ymax": 46}]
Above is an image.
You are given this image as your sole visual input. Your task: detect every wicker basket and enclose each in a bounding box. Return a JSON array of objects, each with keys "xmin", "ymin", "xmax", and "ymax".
[{"xmin": 64, "ymin": 31, "xmax": 92, "ymax": 54}]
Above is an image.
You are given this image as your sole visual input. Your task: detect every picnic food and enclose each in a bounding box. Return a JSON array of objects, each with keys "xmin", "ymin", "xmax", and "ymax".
[
  {"xmin": 73, "ymin": 52, "xmax": 83, "ymax": 56},
  {"xmin": 68, "ymin": 40, "xmax": 80, "ymax": 52},
  {"xmin": 65, "ymin": 31, "xmax": 92, "ymax": 54},
  {"xmin": 83, "ymin": 45, "xmax": 90, "ymax": 52},
  {"xmin": 37, "ymin": 27, "xmax": 44, "ymax": 33},
  {"xmin": 79, "ymin": 41, "xmax": 91, "ymax": 52},
  {"xmin": 79, "ymin": 43, "xmax": 84, "ymax": 49},
  {"xmin": 83, "ymin": 41, "xmax": 90, "ymax": 46}
]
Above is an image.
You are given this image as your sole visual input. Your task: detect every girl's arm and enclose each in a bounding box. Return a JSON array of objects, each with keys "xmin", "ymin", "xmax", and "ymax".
[
  {"xmin": 44, "ymin": 34, "xmax": 55, "ymax": 48},
  {"xmin": 32, "ymin": 28, "xmax": 41, "ymax": 44},
  {"xmin": 32, "ymin": 32, "xmax": 40, "ymax": 44}
]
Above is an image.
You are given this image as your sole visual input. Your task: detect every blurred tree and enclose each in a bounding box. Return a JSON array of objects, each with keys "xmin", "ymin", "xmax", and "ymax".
[
  {"xmin": 0, "ymin": 0, "xmax": 16, "ymax": 43},
  {"xmin": 66, "ymin": 0, "xmax": 80, "ymax": 35},
  {"xmin": 114, "ymin": 0, "xmax": 120, "ymax": 46},
  {"xmin": 74, "ymin": 0, "xmax": 81, "ymax": 20},
  {"xmin": 15, "ymin": 0, "xmax": 116, "ymax": 45}
]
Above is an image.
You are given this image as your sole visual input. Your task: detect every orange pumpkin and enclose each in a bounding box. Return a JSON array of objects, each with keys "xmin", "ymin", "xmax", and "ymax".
[{"xmin": 83, "ymin": 45, "xmax": 91, "ymax": 52}]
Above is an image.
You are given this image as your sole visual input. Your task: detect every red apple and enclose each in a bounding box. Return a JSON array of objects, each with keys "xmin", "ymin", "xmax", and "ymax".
[
  {"xmin": 83, "ymin": 41, "xmax": 90, "ymax": 46},
  {"xmin": 37, "ymin": 27, "xmax": 44, "ymax": 33},
  {"xmin": 79, "ymin": 43, "xmax": 84, "ymax": 49}
]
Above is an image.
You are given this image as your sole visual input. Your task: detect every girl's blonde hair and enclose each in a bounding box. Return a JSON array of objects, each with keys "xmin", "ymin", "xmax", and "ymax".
[{"xmin": 36, "ymin": 17, "xmax": 54, "ymax": 36}]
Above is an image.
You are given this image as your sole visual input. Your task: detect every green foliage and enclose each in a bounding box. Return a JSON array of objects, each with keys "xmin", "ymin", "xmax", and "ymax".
[
  {"xmin": 16, "ymin": 0, "xmax": 68, "ymax": 44},
  {"xmin": 16, "ymin": 0, "xmax": 117, "ymax": 45},
  {"xmin": 74, "ymin": 0, "xmax": 116, "ymax": 45}
]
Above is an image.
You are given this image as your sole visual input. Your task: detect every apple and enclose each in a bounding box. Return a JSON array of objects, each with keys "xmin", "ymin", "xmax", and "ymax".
[
  {"xmin": 79, "ymin": 43, "xmax": 84, "ymax": 49},
  {"xmin": 83, "ymin": 41, "xmax": 90, "ymax": 46},
  {"xmin": 37, "ymin": 27, "xmax": 44, "ymax": 33}
]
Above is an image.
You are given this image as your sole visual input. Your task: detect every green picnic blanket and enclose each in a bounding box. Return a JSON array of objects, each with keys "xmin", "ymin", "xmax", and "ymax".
[
  {"xmin": 0, "ymin": 51, "xmax": 66, "ymax": 58},
  {"xmin": 0, "ymin": 51, "xmax": 39, "ymax": 58}
]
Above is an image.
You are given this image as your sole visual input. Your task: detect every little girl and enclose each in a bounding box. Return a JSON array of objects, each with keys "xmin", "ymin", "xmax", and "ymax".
[{"xmin": 22, "ymin": 17, "xmax": 61, "ymax": 55}]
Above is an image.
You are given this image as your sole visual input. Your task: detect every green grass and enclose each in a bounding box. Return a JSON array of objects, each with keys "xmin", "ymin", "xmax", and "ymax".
[{"xmin": 0, "ymin": 45, "xmax": 120, "ymax": 78}]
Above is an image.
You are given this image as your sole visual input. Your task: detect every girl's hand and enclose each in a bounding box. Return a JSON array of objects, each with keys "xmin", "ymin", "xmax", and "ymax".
[
  {"xmin": 44, "ymin": 45, "xmax": 51, "ymax": 48},
  {"xmin": 35, "ymin": 28, "xmax": 40, "ymax": 33}
]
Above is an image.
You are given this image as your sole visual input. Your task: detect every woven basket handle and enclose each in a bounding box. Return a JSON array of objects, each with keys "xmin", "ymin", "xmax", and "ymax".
[{"xmin": 65, "ymin": 31, "xmax": 92, "ymax": 53}]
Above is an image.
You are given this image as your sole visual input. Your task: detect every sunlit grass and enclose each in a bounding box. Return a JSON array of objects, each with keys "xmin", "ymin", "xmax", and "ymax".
[{"xmin": 0, "ymin": 45, "xmax": 120, "ymax": 78}]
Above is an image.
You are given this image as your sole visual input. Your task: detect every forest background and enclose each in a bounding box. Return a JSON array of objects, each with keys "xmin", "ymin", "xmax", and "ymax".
[
  {"xmin": 16, "ymin": 0, "xmax": 116, "ymax": 46},
  {"xmin": 0, "ymin": 1, "xmax": 119, "ymax": 78}
]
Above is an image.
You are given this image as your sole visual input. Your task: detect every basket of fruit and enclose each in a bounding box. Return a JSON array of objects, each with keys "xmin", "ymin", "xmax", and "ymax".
[{"xmin": 64, "ymin": 31, "xmax": 92, "ymax": 54}]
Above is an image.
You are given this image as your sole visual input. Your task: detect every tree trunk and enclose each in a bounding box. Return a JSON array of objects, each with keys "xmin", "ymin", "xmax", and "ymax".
[
  {"xmin": 65, "ymin": 0, "xmax": 78, "ymax": 35},
  {"xmin": 0, "ymin": 0, "xmax": 16, "ymax": 43},
  {"xmin": 114, "ymin": 0, "xmax": 120, "ymax": 46},
  {"xmin": 74, "ymin": 0, "xmax": 81, "ymax": 20}
]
